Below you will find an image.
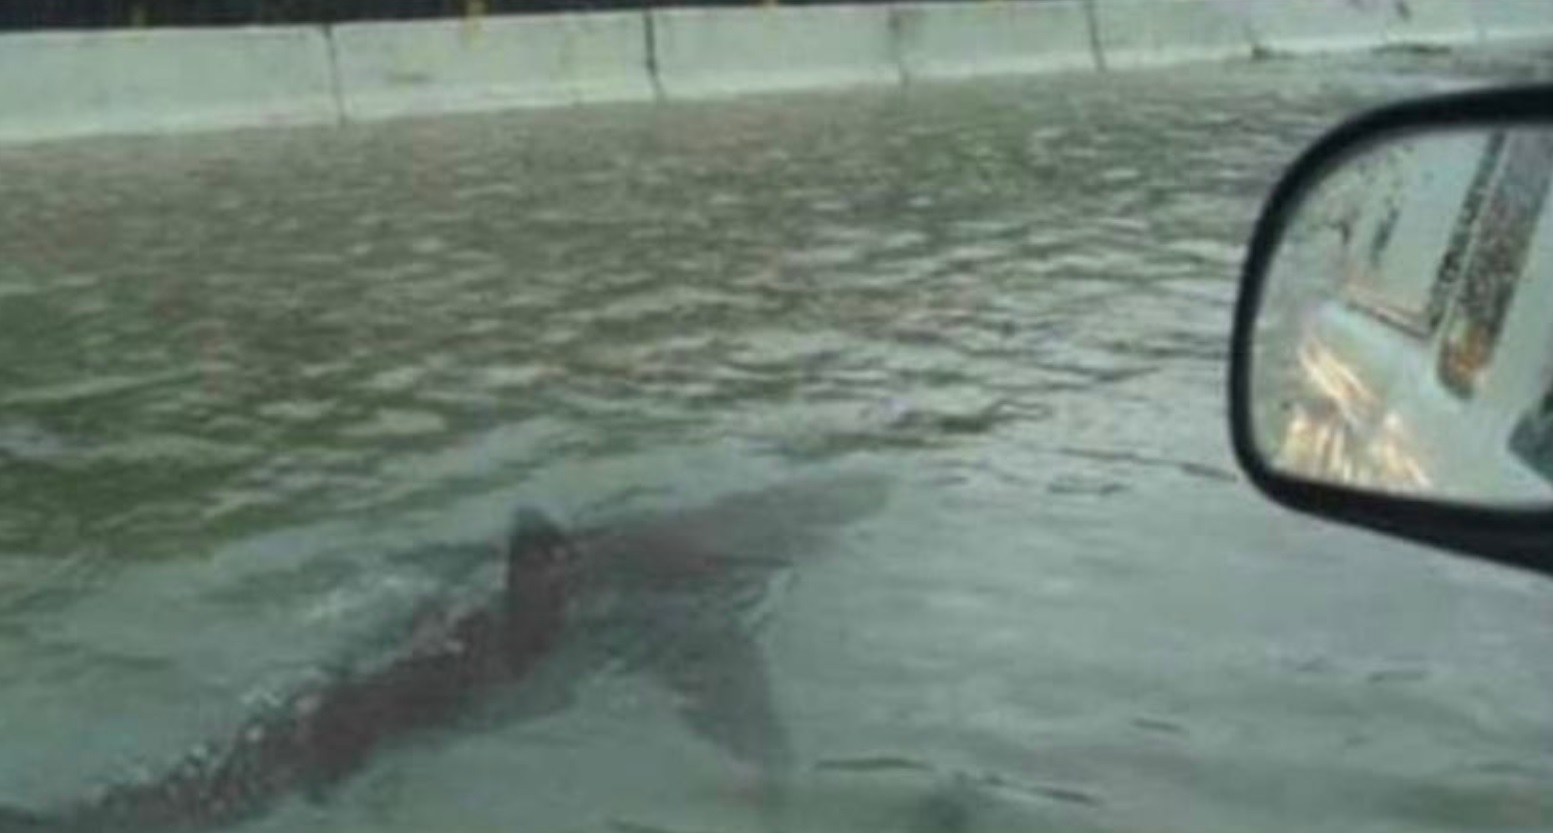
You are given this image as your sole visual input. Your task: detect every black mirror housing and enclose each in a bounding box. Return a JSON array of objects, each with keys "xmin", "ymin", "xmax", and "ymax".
[{"xmin": 1229, "ymin": 84, "xmax": 1553, "ymax": 580}]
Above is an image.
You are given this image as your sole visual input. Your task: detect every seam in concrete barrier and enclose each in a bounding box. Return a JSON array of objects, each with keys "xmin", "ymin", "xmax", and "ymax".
[
  {"xmin": 887, "ymin": 5, "xmax": 911, "ymax": 86},
  {"xmin": 1082, "ymin": 0, "xmax": 1107, "ymax": 71},
  {"xmin": 322, "ymin": 24, "xmax": 348, "ymax": 125},
  {"xmin": 1236, "ymin": 14, "xmax": 1260, "ymax": 59},
  {"xmin": 642, "ymin": 9, "xmax": 665, "ymax": 100}
]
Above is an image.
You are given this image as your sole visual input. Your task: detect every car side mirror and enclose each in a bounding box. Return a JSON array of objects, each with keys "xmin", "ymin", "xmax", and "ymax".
[{"xmin": 1229, "ymin": 85, "xmax": 1553, "ymax": 579}]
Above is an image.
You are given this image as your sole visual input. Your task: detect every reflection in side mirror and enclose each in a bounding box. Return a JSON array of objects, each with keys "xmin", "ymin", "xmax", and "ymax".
[{"xmin": 1247, "ymin": 123, "xmax": 1553, "ymax": 509}]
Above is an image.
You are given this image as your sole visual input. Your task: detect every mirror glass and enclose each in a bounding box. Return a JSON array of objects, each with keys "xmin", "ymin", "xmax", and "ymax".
[{"xmin": 1249, "ymin": 124, "xmax": 1553, "ymax": 507}]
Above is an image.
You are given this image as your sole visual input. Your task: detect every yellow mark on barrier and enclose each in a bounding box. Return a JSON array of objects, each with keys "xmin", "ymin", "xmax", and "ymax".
[
  {"xmin": 462, "ymin": 0, "xmax": 487, "ymax": 42},
  {"xmin": 130, "ymin": 2, "xmax": 148, "ymax": 26}
]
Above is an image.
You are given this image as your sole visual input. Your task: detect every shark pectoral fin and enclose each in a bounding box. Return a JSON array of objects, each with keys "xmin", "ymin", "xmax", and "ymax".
[{"xmin": 652, "ymin": 628, "xmax": 794, "ymax": 776}]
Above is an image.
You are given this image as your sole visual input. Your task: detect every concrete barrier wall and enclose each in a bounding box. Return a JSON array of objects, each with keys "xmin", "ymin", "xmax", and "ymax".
[
  {"xmin": 0, "ymin": 26, "xmax": 336, "ymax": 144},
  {"xmin": 0, "ymin": 1, "xmax": 1546, "ymax": 146},
  {"xmin": 330, "ymin": 12, "xmax": 654, "ymax": 122},
  {"xmin": 1093, "ymin": 0, "xmax": 1253, "ymax": 69},
  {"xmin": 1384, "ymin": 0, "xmax": 1480, "ymax": 47},
  {"xmin": 650, "ymin": 5, "xmax": 899, "ymax": 99},
  {"xmin": 1474, "ymin": 0, "xmax": 1553, "ymax": 41},
  {"xmin": 1238, "ymin": 0, "xmax": 1478, "ymax": 54},
  {"xmin": 894, "ymin": 0, "xmax": 1096, "ymax": 81},
  {"xmin": 1238, "ymin": 0, "xmax": 1392, "ymax": 54}
]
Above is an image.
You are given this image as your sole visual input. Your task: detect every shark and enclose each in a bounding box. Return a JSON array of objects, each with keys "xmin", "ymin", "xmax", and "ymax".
[{"xmin": 0, "ymin": 473, "xmax": 890, "ymax": 833}]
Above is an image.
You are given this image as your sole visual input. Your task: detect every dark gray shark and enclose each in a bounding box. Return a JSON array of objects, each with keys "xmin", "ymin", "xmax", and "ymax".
[{"xmin": 0, "ymin": 474, "xmax": 889, "ymax": 833}]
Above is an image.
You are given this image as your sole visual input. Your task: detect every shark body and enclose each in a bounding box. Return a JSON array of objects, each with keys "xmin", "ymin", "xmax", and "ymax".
[{"xmin": 0, "ymin": 475, "xmax": 887, "ymax": 833}]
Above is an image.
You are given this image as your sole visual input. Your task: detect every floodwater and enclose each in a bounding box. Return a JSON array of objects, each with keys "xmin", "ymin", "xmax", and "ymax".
[{"xmin": 1, "ymin": 45, "xmax": 1551, "ymax": 833}]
